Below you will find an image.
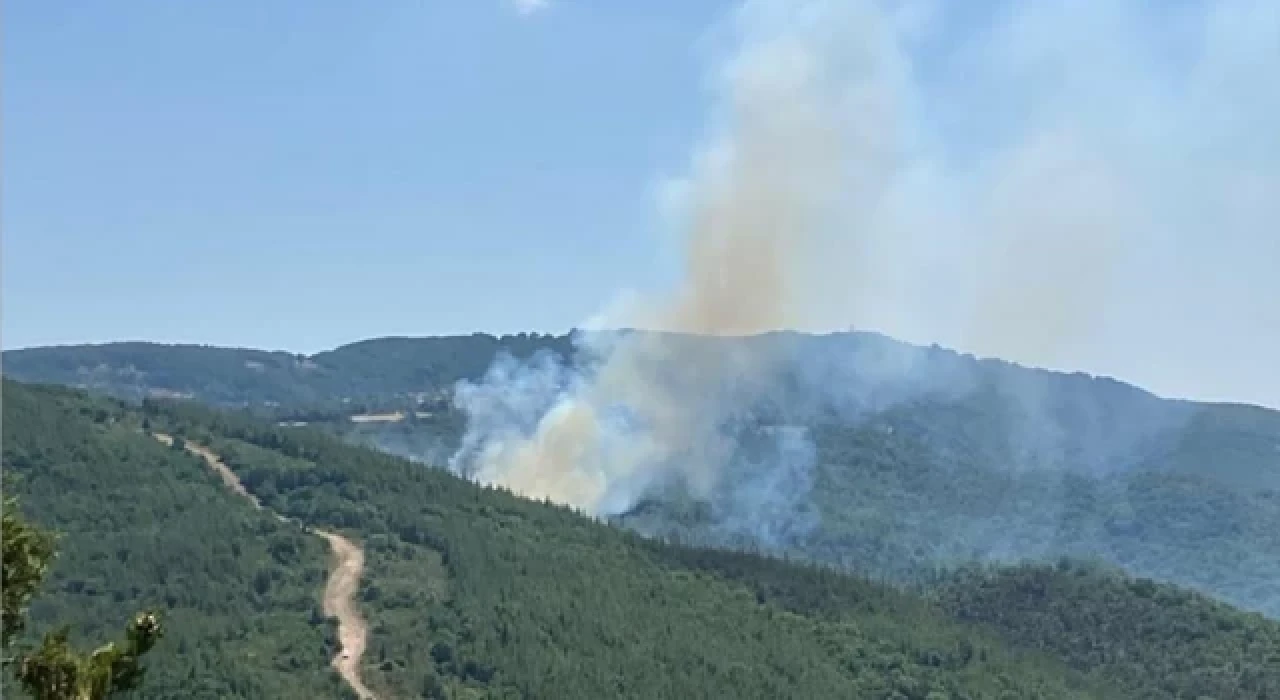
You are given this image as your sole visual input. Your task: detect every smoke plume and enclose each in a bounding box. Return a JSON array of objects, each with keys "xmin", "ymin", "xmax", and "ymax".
[
  {"xmin": 451, "ymin": 1, "xmax": 871, "ymax": 518},
  {"xmin": 450, "ymin": 0, "xmax": 1280, "ymax": 523}
]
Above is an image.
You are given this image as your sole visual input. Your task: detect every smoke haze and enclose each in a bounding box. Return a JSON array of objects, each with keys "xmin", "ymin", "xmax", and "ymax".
[{"xmin": 450, "ymin": 0, "xmax": 1280, "ymax": 518}]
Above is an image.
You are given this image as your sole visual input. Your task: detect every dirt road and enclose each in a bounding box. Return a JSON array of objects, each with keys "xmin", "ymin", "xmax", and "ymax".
[
  {"xmin": 315, "ymin": 530, "xmax": 376, "ymax": 699},
  {"xmin": 154, "ymin": 433, "xmax": 378, "ymax": 699}
]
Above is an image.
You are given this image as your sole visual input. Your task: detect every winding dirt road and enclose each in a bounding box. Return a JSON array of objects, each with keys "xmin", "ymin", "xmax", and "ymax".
[
  {"xmin": 153, "ymin": 434, "xmax": 378, "ymax": 699},
  {"xmin": 316, "ymin": 529, "xmax": 375, "ymax": 699}
]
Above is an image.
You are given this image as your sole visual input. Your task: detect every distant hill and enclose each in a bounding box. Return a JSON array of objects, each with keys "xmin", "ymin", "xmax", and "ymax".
[
  {"xmin": 1, "ymin": 333, "xmax": 572, "ymax": 407},
  {"xmin": 9, "ymin": 332, "xmax": 1273, "ymax": 476},
  {"xmin": 333, "ymin": 333, "xmax": 1279, "ymax": 618},
  {"xmin": 7, "ymin": 331, "xmax": 1280, "ymax": 619},
  {"xmin": 7, "ymin": 379, "xmax": 1280, "ymax": 699}
]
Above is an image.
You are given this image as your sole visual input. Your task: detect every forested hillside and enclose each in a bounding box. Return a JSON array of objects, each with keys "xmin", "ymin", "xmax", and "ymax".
[
  {"xmin": 8, "ymin": 331, "xmax": 1277, "ymax": 489},
  {"xmin": 0, "ymin": 334, "xmax": 571, "ymax": 407},
  {"xmin": 933, "ymin": 562, "xmax": 1280, "ymax": 698},
  {"xmin": 1, "ymin": 382, "xmax": 346, "ymax": 699},
  {"xmin": 616, "ymin": 404, "xmax": 1280, "ymax": 619},
  {"xmin": 342, "ymin": 360, "xmax": 1280, "ymax": 620},
  {"xmin": 144, "ymin": 390, "xmax": 1104, "ymax": 699},
  {"xmin": 8, "ymin": 380, "xmax": 1280, "ymax": 698},
  {"xmin": 9, "ymin": 331, "xmax": 1279, "ymax": 622}
]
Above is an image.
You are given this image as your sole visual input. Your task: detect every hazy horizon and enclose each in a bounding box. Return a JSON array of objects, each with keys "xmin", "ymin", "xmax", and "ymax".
[{"xmin": 7, "ymin": 325, "xmax": 1278, "ymax": 412}]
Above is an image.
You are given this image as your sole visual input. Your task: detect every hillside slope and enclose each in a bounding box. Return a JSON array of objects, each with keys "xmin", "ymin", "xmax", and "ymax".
[
  {"xmin": 0, "ymin": 334, "xmax": 571, "ymax": 407},
  {"xmin": 0, "ymin": 382, "xmax": 348, "ymax": 699},
  {"xmin": 336, "ymin": 351, "xmax": 1280, "ymax": 619},
  {"xmin": 7, "ymin": 380, "xmax": 1280, "ymax": 698},
  {"xmin": 934, "ymin": 561, "xmax": 1280, "ymax": 698},
  {"xmin": 148, "ymin": 389, "xmax": 1280, "ymax": 699},
  {"xmin": 6, "ymin": 331, "xmax": 1277, "ymax": 488},
  {"xmin": 9, "ymin": 332, "xmax": 1279, "ymax": 621},
  {"xmin": 145, "ymin": 394, "xmax": 1098, "ymax": 698},
  {"xmin": 4, "ymin": 380, "xmax": 1098, "ymax": 698},
  {"xmin": 153, "ymin": 432, "xmax": 377, "ymax": 699}
]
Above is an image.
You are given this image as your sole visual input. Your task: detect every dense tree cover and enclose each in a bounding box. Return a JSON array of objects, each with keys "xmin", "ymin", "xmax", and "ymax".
[
  {"xmin": 7, "ymin": 376, "xmax": 1280, "ymax": 698},
  {"xmin": 337, "ymin": 410, "xmax": 466, "ymax": 466},
  {"xmin": 143, "ymin": 389, "xmax": 1280, "ymax": 699},
  {"xmin": 612, "ymin": 418, "xmax": 1280, "ymax": 620},
  {"xmin": 4, "ymin": 486, "xmax": 166, "ymax": 699},
  {"xmin": 311, "ymin": 333, "xmax": 574, "ymax": 397},
  {"xmin": 3, "ymin": 487, "xmax": 57, "ymax": 651},
  {"xmin": 652, "ymin": 547, "xmax": 1280, "ymax": 699},
  {"xmin": 933, "ymin": 560, "xmax": 1280, "ymax": 699},
  {"xmin": 2, "ymin": 333, "xmax": 572, "ymax": 407},
  {"xmin": 0, "ymin": 343, "xmax": 332, "ymax": 406},
  {"xmin": 147, "ymin": 397, "xmax": 1103, "ymax": 699},
  {"xmin": 1, "ymin": 382, "xmax": 349, "ymax": 699},
  {"xmin": 12, "ymin": 332, "xmax": 1276, "ymax": 625},
  {"xmin": 317, "ymin": 393, "xmax": 1280, "ymax": 620},
  {"xmin": 13, "ymin": 609, "xmax": 163, "ymax": 700}
]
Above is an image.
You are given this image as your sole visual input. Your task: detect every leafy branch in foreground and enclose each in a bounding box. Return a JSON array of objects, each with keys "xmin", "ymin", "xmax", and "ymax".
[
  {"xmin": 3, "ymin": 489, "xmax": 163, "ymax": 699},
  {"xmin": 15, "ymin": 613, "xmax": 163, "ymax": 700},
  {"xmin": 2, "ymin": 492, "xmax": 58, "ymax": 652}
]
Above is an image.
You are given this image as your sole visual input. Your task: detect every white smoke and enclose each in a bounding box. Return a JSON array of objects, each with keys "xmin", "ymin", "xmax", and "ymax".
[
  {"xmin": 450, "ymin": 0, "xmax": 1280, "ymax": 517},
  {"xmin": 451, "ymin": 2, "xmax": 876, "ymax": 516}
]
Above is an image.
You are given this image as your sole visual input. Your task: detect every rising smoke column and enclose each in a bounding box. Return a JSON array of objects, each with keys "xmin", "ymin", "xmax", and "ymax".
[
  {"xmin": 449, "ymin": 1, "xmax": 884, "ymax": 516},
  {"xmin": 450, "ymin": 0, "xmax": 1280, "ymax": 517}
]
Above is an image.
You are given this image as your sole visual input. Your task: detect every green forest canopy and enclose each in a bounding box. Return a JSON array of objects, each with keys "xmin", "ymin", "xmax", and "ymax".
[{"xmin": 4, "ymin": 380, "xmax": 1279, "ymax": 698}]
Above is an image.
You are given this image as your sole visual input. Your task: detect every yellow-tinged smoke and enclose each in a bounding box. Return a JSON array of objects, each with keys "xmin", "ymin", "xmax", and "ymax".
[
  {"xmin": 450, "ymin": 0, "xmax": 1280, "ymax": 513},
  {"xmin": 454, "ymin": 2, "xmax": 856, "ymax": 513}
]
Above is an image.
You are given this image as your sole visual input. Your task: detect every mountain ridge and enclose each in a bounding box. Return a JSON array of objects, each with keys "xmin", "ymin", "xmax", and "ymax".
[
  {"xmin": 2, "ymin": 330, "xmax": 1225, "ymax": 408},
  {"xmin": 7, "ymin": 331, "xmax": 1279, "ymax": 619}
]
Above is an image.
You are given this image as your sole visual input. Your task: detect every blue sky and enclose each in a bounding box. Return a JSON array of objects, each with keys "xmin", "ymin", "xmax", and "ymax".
[
  {"xmin": 3, "ymin": 1, "xmax": 725, "ymax": 350},
  {"xmin": 4, "ymin": 1, "xmax": 1278, "ymax": 408}
]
